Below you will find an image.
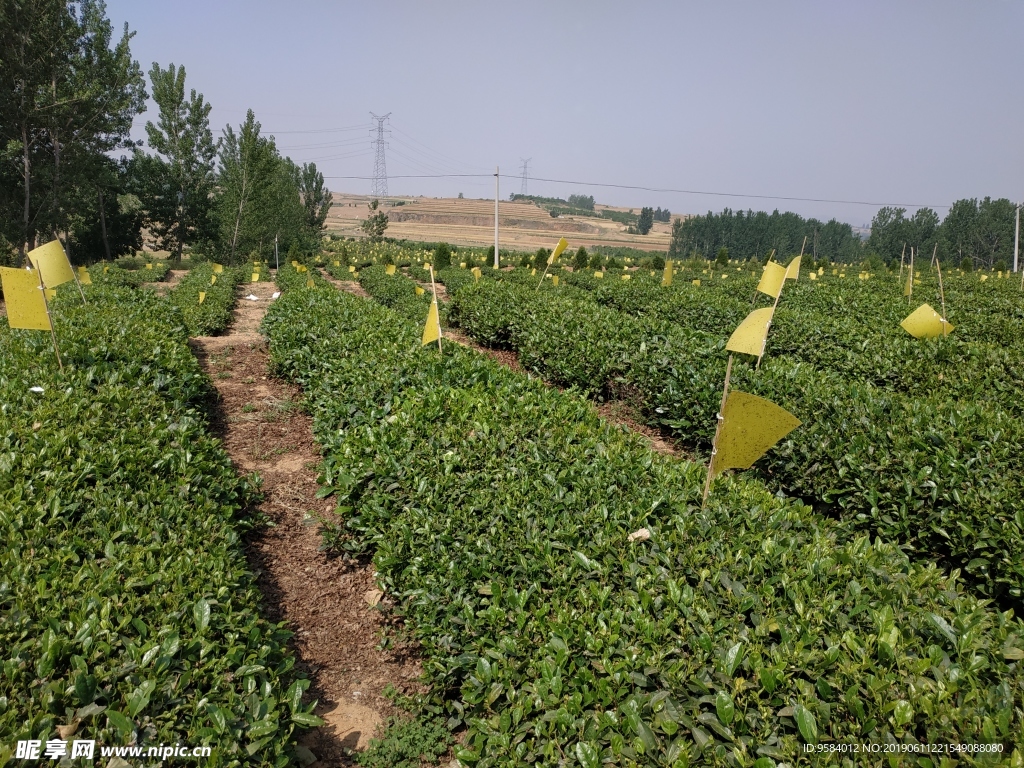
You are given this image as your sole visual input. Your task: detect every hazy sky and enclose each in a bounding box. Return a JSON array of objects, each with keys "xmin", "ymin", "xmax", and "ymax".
[{"xmin": 106, "ymin": 1, "xmax": 1024, "ymax": 228}]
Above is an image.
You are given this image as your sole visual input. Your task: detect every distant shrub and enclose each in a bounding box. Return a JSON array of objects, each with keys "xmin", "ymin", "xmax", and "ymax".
[{"xmin": 434, "ymin": 242, "xmax": 452, "ymax": 270}]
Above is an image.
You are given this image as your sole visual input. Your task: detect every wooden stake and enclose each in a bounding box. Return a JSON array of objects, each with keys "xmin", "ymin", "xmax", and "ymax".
[
  {"xmin": 69, "ymin": 266, "xmax": 87, "ymax": 304},
  {"xmin": 908, "ymin": 247, "xmax": 914, "ymax": 304},
  {"xmin": 703, "ymin": 354, "xmax": 734, "ymax": 506},
  {"xmin": 429, "ymin": 265, "xmax": 442, "ymax": 354},
  {"xmin": 898, "ymin": 243, "xmax": 906, "ymax": 286},
  {"xmin": 936, "ymin": 258, "xmax": 948, "ymax": 334},
  {"xmin": 36, "ymin": 268, "xmax": 63, "ymax": 371},
  {"xmin": 755, "ymin": 244, "xmax": 799, "ymax": 371}
]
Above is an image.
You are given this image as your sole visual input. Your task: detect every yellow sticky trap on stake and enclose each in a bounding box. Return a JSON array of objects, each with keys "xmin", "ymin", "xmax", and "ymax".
[
  {"xmin": 198, "ymin": 291, "xmax": 206, "ymax": 304},
  {"xmin": 594, "ymin": 271, "xmax": 603, "ymax": 279},
  {"xmin": 550, "ymin": 237, "xmax": 569, "ymax": 263},
  {"xmin": 77, "ymin": 266, "xmax": 92, "ymax": 285},
  {"xmin": 662, "ymin": 260, "xmax": 674, "ymax": 287},
  {"xmin": 818, "ymin": 267, "xmax": 824, "ymax": 275},
  {"xmin": 28, "ymin": 240, "xmax": 75, "ymax": 288},
  {"xmin": 622, "ymin": 273, "xmax": 631, "ymax": 281},
  {"xmin": 459, "ymin": 262, "xmax": 467, "ymax": 268},
  {"xmin": 0, "ymin": 267, "xmax": 50, "ymax": 330},
  {"xmin": 692, "ymin": 279, "xmax": 701, "ymax": 286},
  {"xmin": 146, "ymin": 263, "xmax": 153, "ymax": 270},
  {"xmin": 809, "ymin": 272, "xmax": 817, "ymax": 281},
  {"xmin": 210, "ymin": 274, "xmax": 218, "ymax": 285},
  {"xmin": 721, "ymin": 273, "xmax": 728, "ymax": 279},
  {"xmin": 103, "ymin": 265, "xmax": 110, "ymax": 273},
  {"xmin": 710, "ymin": 391, "xmax": 801, "ymax": 479},
  {"xmin": 471, "ymin": 267, "xmax": 482, "ymax": 281},
  {"xmin": 252, "ymin": 272, "xmax": 260, "ymax": 282},
  {"xmin": 980, "ymin": 274, "xmax": 988, "ymax": 282},
  {"xmin": 552, "ymin": 275, "xmax": 559, "ymax": 287},
  {"xmin": 44, "ymin": 288, "xmax": 56, "ymax": 299},
  {"xmin": 784, "ymin": 255, "xmax": 801, "ymax": 281},
  {"xmin": 422, "ymin": 299, "xmax": 441, "ymax": 345},
  {"xmin": 292, "ymin": 260, "xmax": 299, "ymax": 268},
  {"xmin": 756, "ymin": 261, "xmax": 786, "ymax": 298},
  {"xmin": 832, "ymin": 268, "xmax": 838, "ymax": 275},
  {"xmin": 531, "ymin": 268, "xmax": 537, "ymax": 276},
  {"xmin": 348, "ymin": 265, "xmax": 356, "ymax": 273},
  {"xmin": 726, "ymin": 307, "xmax": 774, "ymax": 358},
  {"xmin": 901, "ymin": 303, "xmax": 953, "ymax": 338},
  {"xmin": 903, "ymin": 272, "xmax": 913, "ymax": 296},
  {"xmin": 423, "ymin": 262, "xmax": 431, "ymax": 270},
  {"xmin": 306, "ymin": 277, "xmax": 315, "ymax": 288},
  {"xmin": 385, "ymin": 264, "xmax": 397, "ymax": 275},
  {"xmin": 415, "ymin": 286, "xmax": 425, "ymax": 296},
  {"xmin": 333, "ymin": 260, "xmax": 340, "ymax": 267},
  {"xmin": 213, "ymin": 263, "xmax": 223, "ymax": 274}
]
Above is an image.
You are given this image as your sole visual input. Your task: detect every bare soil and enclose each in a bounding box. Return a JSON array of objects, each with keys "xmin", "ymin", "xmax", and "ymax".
[{"xmin": 190, "ymin": 279, "xmax": 422, "ymax": 766}]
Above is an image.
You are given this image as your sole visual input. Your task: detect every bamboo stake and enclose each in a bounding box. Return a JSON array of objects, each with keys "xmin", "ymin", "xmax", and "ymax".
[
  {"xmin": 702, "ymin": 353, "xmax": 734, "ymax": 506},
  {"xmin": 936, "ymin": 258, "xmax": 949, "ymax": 334},
  {"xmin": 898, "ymin": 243, "xmax": 906, "ymax": 286},
  {"xmin": 69, "ymin": 266, "xmax": 87, "ymax": 304},
  {"xmin": 908, "ymin": 247, "xmax": 914, "ymax": 304},
  {"xmin": 429, "ymin": 265, "xmax": 442, "ymax": 354},
  {"xmin": 36, "ymin": 268, "xmax": 63, "ymax": 371},
  {"xmin": 755, "ymin": 240, "xmax": 802, "ymax": 371}
]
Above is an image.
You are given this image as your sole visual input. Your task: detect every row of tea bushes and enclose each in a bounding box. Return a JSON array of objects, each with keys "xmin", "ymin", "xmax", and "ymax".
[
  {"xmin": 262, "ymin": 284, "xmax": 1024, "ymax": 767},
  {"xmin": 0, "ymin": 284, "xmax": 316, "ymax": 766}
]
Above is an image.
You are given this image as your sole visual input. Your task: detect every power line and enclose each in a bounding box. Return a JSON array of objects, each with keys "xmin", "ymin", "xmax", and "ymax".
[
  {"xmin": 369, "ymin": 112, "xmax": 391, "ymax": 199},
  {"xmin": 320, "ymin": 172, "xmax": 950, "ymax": 210},
  {"xmin": 520, "ymin": 158, "xmax": 531, "ymax": 196}
]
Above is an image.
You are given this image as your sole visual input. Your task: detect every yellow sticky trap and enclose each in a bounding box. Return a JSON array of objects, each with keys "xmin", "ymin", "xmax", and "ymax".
[
  {"xmin": 459, "ymin": 262, "xmax": 466, "ymax": 268},
  {"xmin": 298, "ymin": 265, "xmax": 308, "ymax": 273},
  {"xmin": 471, "ymin": 266, "xmax": 482, "ymax": 281},
  {"xmin": 809, "ymin": 272, "xmax": 817, "ymax": 281},
  {"xmin": 531, "ymin": 268, "xmax": 537, "ymax": 276},
  {"xmin": 622, "ymin": 274, "xmax": 631, "ymax": 281},
  {"xmin": 915, "ymin": 271, "xmax": 920, "ymax": 278},
  {"xmin": 146, "ymin": 263, "xmax": 153, "ymax": 270},
  {"xmin": 692, "ymin": 279, "xmax": 701, "ymax": 286},
  {"xmin": 334, "ymin": 260, "xmax": 340, "ymax": 267},
  {"xmin": 721, "ymin": 273, "xmax": 728, "ymax": 279},
  {"xmin": 424, "ymin": 262, "xmax": 431, "ymax": 270},
  {"xmin": 198, "ymin": 291, "xmax": 206, "ymax": 304},
  {"xmin": 818, "ymin": 267, "xmax": 824, "ymax": 275},
  {"xmin": 550, "ymin": 237, "xmax": 569, "ymax": 263},
  {"xmin": 839, "ymin": 273, "xmax": 846, "ymax": 278},
  {"xmin": 0, "ymin": 267, "xmax": 50, "ymax": 330},
  {"xmin": 252, "ymin": 272, "xmax": 260, "ymax": 282},
  {"xmin": 552, "ymin": 275, "xmax": 559, "ymax": 287},
  {"xmin": 415, "ymin": 286, "xmax": 425, "ymax": 296},
  {"xmin": 662, "ymin": 260, "xmax": 674, "ymax": 287},
  {"xmin": 756, "ymin": 261, "xmax": 786, "ymax": 298},
  {"xmin": 594, "ymin": 271, "xmax": 603, "ymax": 279},
  {"xmin": 385, "ymin": 264, "xmax": 397, "ymax": 275},
  {"xmin": 213, "ymin": 263, "xmax": 223, "ymax": 274},
  {"xmin": 832, "ymin": 268, "xmax": 837, "ymax": 274},
  {"xmin": 28, "ymin": 240, "xmax": 75, "ymax": 288},
  {"xmin": 103, "ymin": 265, "xmax": 110, "ymax": 273},
  {"xmin": 77, "ymin": 266, "xmax": 92, "ymax": 285},
  {"xmin": 726, "ymin": 307, "xmax": 775, "ymax": 357},
  {"xmin": 997, "ymin": 271, "xmax": 1003, "ymax": 278},
  {"xmin": 211, "ymin": 274, "xmax": 218, "ymax": 285},
  {"xmin": 710, "ymin": 391, "xmax": 801, "ymax": 479},
  {"xmin": 306, "ymin": 277, "xmax": 315, "ymax": 288},
  {"xmin": 901, "ymin": 304, "xmax": 953, "ymax": 338},
  {"xmin": 421, "ymin": 299, "xmax": 441, "ymax": 345},
  {"xmin": 903, "ymin": 273, "xmax": 912, "ymax": 296},
  {"xmin": 45, "ymin": 288, "xmax": 57, "ymax": 299},
  {"xmin": 348, "ymin": 265, "xmax": 356, "ymax": 273},
  {"xmin": 784, "ymin": 255, "xmax": 801, "ymax": 281},
  {"xmin": 980, "ymin": 274, "xmax": 988, "ymax": 282}
]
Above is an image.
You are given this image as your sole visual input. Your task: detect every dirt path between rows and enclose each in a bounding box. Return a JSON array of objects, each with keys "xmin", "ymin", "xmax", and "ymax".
[
  {"xmin": 190, "ymin": 278, "xmax": 422, "ymax": 766},
  {"xmin": 144, "ymin": 268, "xmax": 188, "ymax": 295}
]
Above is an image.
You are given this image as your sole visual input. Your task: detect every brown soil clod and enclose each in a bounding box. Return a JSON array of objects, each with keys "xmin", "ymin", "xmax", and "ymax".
[{"xmin": 191, "ymin": 279, "xmax": 422, "ymax": 766}]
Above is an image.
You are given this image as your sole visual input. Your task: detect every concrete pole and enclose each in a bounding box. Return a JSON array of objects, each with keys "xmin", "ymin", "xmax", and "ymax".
[
  {"xmin": 494, "ymin": 167, "xmax": 500, "ymax": 269},
  {"xmin": 1014, "ymin": 203, "xmax": 1020, "ymax": 273}
]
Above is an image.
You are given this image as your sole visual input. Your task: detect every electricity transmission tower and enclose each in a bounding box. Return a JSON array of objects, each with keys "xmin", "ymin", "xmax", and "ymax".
[
  {"xmin": 519, "ymin": 158, "xmax": 531, "ymax": 196},
  {"xmin": 370, "ymin": 112, "xmax": 391, "ymax": 200}
]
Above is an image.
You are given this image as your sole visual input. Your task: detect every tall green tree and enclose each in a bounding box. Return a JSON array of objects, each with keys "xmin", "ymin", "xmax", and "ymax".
[
  {"xmin": 143, "ymin": 62, "xmax": 216, "ymax": 259},
  {"xmin": 867, "ymin": 207, "xmax": 908, "ymax": 263},
  {"xmin": 0, "ymin": 0, "xmax": 145, "ymax": 258},
  {"xmin": 637, "ymin": 206, "xmax": 654, "ymax": 235},
  {"xmin": 216, "ymin": 109, "xmax": 279, "ymax": 261},
  {"xmin": 298, "ymin": 161, "xmax": 332, "ymax": 250}
]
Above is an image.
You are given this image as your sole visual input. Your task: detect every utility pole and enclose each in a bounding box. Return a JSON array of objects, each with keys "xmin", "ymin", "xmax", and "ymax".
[
  {"xmin": 494, "ymin": 166, "xmax": 500, "ymax": 269},
  {"xmin": 1014, "ymin": 202, "xmax": 1020, "ymax": 273},
  {"xmin": 519, "ymin": 158, "xmax": 531, "ymax": 196},
  {"xmin": 369, "ymin": 112, "xmax": 391, "ymax": 201}
]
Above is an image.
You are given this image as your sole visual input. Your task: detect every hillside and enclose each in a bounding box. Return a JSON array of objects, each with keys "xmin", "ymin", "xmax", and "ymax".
[{"xmin": 327, "ymin": 193, "xmax": 679, "ymax": 252}]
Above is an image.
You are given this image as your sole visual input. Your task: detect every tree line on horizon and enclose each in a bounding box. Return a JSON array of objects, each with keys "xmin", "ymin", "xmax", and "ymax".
[{"xmin": 0, "ymin": 0, "xmax": 331, "ymax": 266}]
